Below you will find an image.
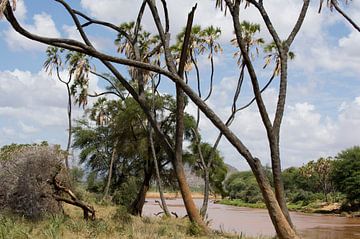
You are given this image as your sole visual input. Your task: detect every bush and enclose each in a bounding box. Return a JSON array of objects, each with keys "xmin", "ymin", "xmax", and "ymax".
[
  {"xmin": 290, "ymin": 190, "xmax": 324, "ymax": 205},
  {"xmin": 331, "ymin": 146, "xmax": 360, "ymax": 204},
  {"xmin": 86, "ymin": 172, "xmax": 104, "ymax": 193},
  {"xmin": 112, "ymin": 176, "xmax": 139, "ymax": 207},
  {"xmin": 0, "ymin": 145, "xmax": 70, "ymax": 219},
  {"xmin": 187, "ymin": 221, "xmax": 202, "ymax": 236},
  {"xmin": 224, "ymin": 172, "xmax": 263, "ymax": 203},
  {"xmin": 112, "ymin": 206, "xmax": 132, "ymax": 224}
]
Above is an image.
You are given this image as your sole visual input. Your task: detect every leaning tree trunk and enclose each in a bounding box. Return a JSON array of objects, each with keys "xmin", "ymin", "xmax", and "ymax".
[
  {"xmin": 145, "ymin": 2, "xmax": 208, "ymax": 231},
  {"xmin": 251, "ymin": 159, "xmax": 299, "ymax": 239},
  {"xmin": 129, "ymin": 161, "xmax": 154, "ymax": 216},
  {"xmin": 271, "ymin": 142, "xmax": 294, "ymax": 228}
]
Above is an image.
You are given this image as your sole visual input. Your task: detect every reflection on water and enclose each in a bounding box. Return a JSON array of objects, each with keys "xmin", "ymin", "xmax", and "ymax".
[{"xmin": 143, "ymin": 199, "xmax": 360, "ymax": 239}]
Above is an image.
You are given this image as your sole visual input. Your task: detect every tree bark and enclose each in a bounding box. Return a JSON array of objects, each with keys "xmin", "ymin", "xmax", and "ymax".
[
  {"xmin": 146, "ymin": 1, "xmax": 208, "ymax": 231},
  {"xmin": 200, "ymin": 168, "xmax": 210, "ymax": 218},
  {"xmin": 103, "ymin": 140, "xmax": 117, "ymax": 200},
  {"xmin": 129, "ymin": 161, "xmax": 154, "ymax": 216},
  {"xmin": 251, "ymin": 159, "xmax": 299, "ymax": 239}
]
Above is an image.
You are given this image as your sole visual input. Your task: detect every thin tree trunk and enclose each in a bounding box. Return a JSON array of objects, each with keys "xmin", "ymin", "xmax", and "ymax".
[
  {"xmin": 55, "ymin": 67, "xmax": 72, "ymax": 170},
  {"xmin": 200, "ymin": 168, "xmax": 210, "ymax": 218},
  {"xmin": 103, "ymin": 140, "xmax": 117, "ymax": 200},
  {"xmin": 149, "ymin": 129, "xmax": 171, "ymax": 217},
  {"xmin": 148, "ymin": 72, "xmax": 171, "ymax": 217},
  {"xmin": 271, "ymin": 141, "xmax": 293, "ymax": 228},
  {"xmin": 148, "ymin": 2, "xmax": 208, "ymax": 231},
  {"xmin": 65, "ymin": 83, "xmax": 72, "ymax": 169}
]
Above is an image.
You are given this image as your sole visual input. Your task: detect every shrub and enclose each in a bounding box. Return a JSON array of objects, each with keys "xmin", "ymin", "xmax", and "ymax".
[
  {"xmin": 112, "ymin": 206, "xmax": 132, "ymax": 224},
  {"xmin": 290, "ymin": 190, "xmax": 324, "ymax": 205},
  {"xmin": 331, "ymin": 146, "xmax": 360, "ymax": 204},
  {"xmin": 0, "ymin": 145, "xmax": 69, "ymax": 219},
  {"xmin": 112, "ymin": 176, "xmax": 139, "ymax": 207}
]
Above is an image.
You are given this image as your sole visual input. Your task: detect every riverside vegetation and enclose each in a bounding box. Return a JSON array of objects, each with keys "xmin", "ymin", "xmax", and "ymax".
[{"xmin": 219, "ymin": 146, "xmax": 360, "ymax": 216}]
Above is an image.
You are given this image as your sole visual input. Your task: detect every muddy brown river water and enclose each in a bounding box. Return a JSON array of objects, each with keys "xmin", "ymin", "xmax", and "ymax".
[{"xmin": 143, "ymin": 198, "xmax": 360, "ymax": 238}]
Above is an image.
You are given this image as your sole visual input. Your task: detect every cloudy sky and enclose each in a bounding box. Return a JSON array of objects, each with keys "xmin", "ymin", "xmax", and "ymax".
[{"xmin": 0, "ymin": 0, "xmax": 359, "ymax": 170}]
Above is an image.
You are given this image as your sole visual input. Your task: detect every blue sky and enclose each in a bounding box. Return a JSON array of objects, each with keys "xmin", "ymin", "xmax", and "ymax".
[{"xmin": 0, "ymin": 0, "xmax": 359, "ymax": 170}]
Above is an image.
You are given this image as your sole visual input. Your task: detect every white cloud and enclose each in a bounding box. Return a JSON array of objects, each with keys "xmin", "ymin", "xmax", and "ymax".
[
  {"xmin": 186, "ymin": 71, "xmax": 360, "ymax": 170},
  {"xmin": 0, "ymin": 69, "xmax": 103, "ymax": 147},
  {"xmin": 19, "ymin": 121, "xmax": 39, "ymax": 134},
  {"xmin": 4, "ymin": 12, "xmax": 60, "ymax": 51},
  {"xmin": 62, "ymin": 24, "xmax": 112, "ymax": 51},
  {"xmin": 13, "ymin": 0, "xmax": 27, "ymax": 21}
]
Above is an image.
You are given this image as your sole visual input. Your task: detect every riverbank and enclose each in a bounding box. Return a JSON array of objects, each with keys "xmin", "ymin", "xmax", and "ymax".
[
  {"xmin": 146, "ymin": 191, "xmax": 211, "ymax": 199},
  {"xmin": 216, "ymin": 199, "xmax": 360, "ymax": 216},
  {"xmin": 144, "ymin": 198, "xmax": 360, "ymax": 238}
]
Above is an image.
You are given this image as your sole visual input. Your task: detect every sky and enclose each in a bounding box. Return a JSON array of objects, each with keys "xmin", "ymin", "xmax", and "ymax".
[{"xmin": 0, "ymin": 0, "xmax": 359, "ymax": 170}]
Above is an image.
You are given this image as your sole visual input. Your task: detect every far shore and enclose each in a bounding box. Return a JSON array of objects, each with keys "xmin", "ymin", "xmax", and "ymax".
[
  {"xmin": 145, "ymin": 194, "xmax": 360, "ymax": 217},
  {"xmin": 146, "ymin": 191, "xmax": 219, "ymax": 199}
]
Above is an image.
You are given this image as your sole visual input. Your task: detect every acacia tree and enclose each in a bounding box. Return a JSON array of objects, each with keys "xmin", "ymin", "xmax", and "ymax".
[{"xmin": 2, "ymin": 0, "xmax": 359, "ymax": 238}]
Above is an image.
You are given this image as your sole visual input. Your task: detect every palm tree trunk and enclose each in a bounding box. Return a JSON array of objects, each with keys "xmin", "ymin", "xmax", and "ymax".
[
  {"xmin": 251, "ymin": 159, "xmax": 299, "ymax": 239},
  {"xmin": 175, "ymin": 83, "xmax": 207, "ymax": 230},
  {"xmin": 65, "ymin": 82, "xmax": 72, "ymax": 169},
  {"xmin": 103, "ymin": 141, "xmax": 117, "ymax": 200},
  {"xmin": 271, "ymin": 144, "xmax": 293, "ymax": 228}
]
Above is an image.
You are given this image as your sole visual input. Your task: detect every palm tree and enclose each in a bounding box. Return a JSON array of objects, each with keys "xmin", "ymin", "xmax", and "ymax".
[
  {"xmin": 200, "ymin": 26, "xmax": 222, "ymax": 101},
  {"xmin": 318, "ymin": 0, "xmax": 360, "ymax": 32},
  {"xmin": 115, "ymin": 21, "xmax": 160, "ymax": 88},
  {"xmin": 231, "ymin": 21, "xmax": 264, "ymax": 66},
  {"xmin": 66, "ymin": 51, "xmax": 91, "ymax": 108},
  {"xmin": 43, "ymin": 47, "xmax": 72, "ymax": 169}
]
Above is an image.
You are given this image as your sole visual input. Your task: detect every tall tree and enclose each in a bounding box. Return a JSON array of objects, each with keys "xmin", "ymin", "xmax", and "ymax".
[{"xmin": 43, "ymin": 47, "xmax": 73, "ymax": 169}]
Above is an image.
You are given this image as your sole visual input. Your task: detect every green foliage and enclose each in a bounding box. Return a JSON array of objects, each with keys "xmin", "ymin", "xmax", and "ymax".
[
  {"xmin": 185, "ymin": 142, "xmax": 228, "ymax": 197},
  {"xmin": 43, "ymin": 214, "xmax": 67, "ymax": 239},
  {"xmin": 86, "ymin": 171, "xmax": 104, "ymax": 193},
  {"xmin": 44, "ymin": 46, "xmax": 92, "ymax": 108},
  {"xmin": 112, "ymin": 176, "xmax": 139, "ymax": 207},
  {"xmin": 0, "ymin": 216, "xmax": 32, "ymax": 239},
  {"xmin": 219, "ymin": 199, "xmax": 266, "ymax": 209},
  {"xmin": 331, "ymin": 146, "xmax": 360, "ymax": 203},
  {"xmin": 299, "ymin": 157, "xmax": 334, "ymax": 201},
  {"xmin": 289, "ymin": 189, "xmax": 325, "ymax": 205},
  {"xmin": 187, "ymin": 221, "xmax": 203, "ymax": 236},
  {"xmin": 171, "ymin": 24, "xmax": 222, "ymax": 72},
  {"xmin": 69, "ymin": 167, "xmax": 84, "ymax": 185},
  {"xmin": 113, "ymin": 205, "xmax": 132, "ymax": 224},
  {"xmin": 224, "ymin": 172, "xmax": 263, "ymax": 203}
]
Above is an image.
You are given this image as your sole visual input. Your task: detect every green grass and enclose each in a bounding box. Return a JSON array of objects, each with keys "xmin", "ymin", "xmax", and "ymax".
[
  {"xmin": 217, "ymin": 199, "xmax": 337, "ymax": 214},
  {"xmin": 217, "ymin": 199, "xmax": 267, "ymax": 209}
]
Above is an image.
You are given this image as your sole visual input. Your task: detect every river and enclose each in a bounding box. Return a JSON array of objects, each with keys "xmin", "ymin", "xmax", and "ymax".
[{"xmin": 143, "ymin": 198, "xmax": 360, "ymax": 238}]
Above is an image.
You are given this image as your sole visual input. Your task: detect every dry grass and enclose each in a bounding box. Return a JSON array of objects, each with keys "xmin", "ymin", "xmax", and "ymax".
[{"xmin": 0, "ymin": 203, "xmax": 250, "ymax": 239}]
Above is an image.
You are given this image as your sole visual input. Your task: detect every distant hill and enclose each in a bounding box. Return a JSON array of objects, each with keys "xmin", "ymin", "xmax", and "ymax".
[
  {"xmin": 225, "ymin": 163, "xmax": 239, "ymax": 176},
  {"xmin": 184, "ymin": 163, "xmax": 239, "ymax": 189}
]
